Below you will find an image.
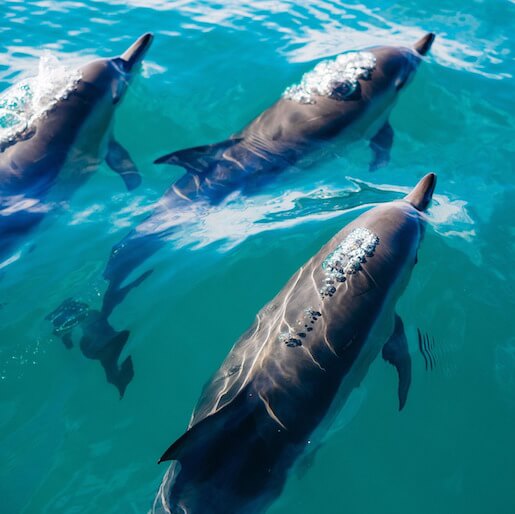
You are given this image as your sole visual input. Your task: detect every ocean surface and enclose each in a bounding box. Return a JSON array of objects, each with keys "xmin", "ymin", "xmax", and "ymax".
[{"xmin": 1, "ymin": 1, "xmax": 514, "ymax": 513}]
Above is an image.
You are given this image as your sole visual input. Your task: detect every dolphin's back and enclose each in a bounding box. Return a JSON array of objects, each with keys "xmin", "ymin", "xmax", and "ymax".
[{"xmin": 192, "ymin": 201, "xmax": 420, "ymax": 427}]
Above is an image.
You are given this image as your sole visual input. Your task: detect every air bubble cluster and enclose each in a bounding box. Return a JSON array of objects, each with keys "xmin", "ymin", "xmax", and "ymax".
[
  {"xmin": 279, "ymin": 332, "xmax": 302, "ymax": 348},
  {"xmin": 279, "ymin": 308, "xmax": 323, "ymax": 347},
  {"xmin": 283, "ymin": 51, "xmax": 376, "ymax": 104},
  {"xmin": 320, "ymin": 227, "xmax": 379, "ymax": 298}
]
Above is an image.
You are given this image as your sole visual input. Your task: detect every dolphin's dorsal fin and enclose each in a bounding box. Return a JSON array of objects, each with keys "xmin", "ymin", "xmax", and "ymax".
[
  {"xmin": 382, "ymin": 314, "xmax": 412, "ymax": 411},
  {"xmin": 158, "ymin": 384, "xmax": 254, "ymax": 464},
  {"xmin": 153, "ymin": 138, "xmax": 242, "ymax": 174}
]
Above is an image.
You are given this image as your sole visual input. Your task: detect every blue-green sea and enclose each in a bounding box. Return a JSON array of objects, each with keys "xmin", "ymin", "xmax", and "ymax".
[{"xmin": 1, "ymin": 1, "xmax": 514, "ymax": 513}]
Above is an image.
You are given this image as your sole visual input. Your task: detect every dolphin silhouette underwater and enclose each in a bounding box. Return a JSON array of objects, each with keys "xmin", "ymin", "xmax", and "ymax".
[
  {"xmin": 99, "ymin": 32, "xmax": 435, "ymax": 317},
  {"xmin": 152, "ymin": 172, "xmax": 437, "ymax": 514},
  {"xmin": 0, "ymin": 33, "xmax": 153, "ymax": 264}
]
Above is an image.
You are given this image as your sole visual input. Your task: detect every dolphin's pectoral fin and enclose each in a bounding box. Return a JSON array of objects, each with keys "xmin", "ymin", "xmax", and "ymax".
[
  {"xmin": 158, "ymin": 384, "xmax": 255, "ymax": 464},
  {"xmin": 369, "ymin": 121, "xmax": 394, "ymax": 171},
  {"xmin": 106, "ymin": 137, "xmax": 142, "ymax": 191},
  {"xmin": 154, "ymin": 138, "xmax": 243, "ymax": 174},
  {"xmin": 382, "ymin": 314, "xmax": 412, "ymax": 411}
]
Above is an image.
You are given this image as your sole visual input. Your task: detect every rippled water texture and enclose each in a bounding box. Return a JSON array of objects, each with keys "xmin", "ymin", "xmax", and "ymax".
[{"xmin": 1, "ymin": 1, "xmax": 514, "ymax": 513}]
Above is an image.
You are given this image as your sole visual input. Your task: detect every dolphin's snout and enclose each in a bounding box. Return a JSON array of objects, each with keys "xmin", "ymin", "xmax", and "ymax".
[
  {"xmin": 405, "ymin": 173, "xmax": 437, "ymax": 211},
  {"xmin": 413, "ymin": 32, "xmax": 435, "ymax": 56},
  {"xmin": 120, "ymin": 32, "xmax": 154, "ymax": 71}
]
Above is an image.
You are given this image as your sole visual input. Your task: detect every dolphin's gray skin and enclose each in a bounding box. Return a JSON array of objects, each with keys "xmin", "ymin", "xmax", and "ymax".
[
  {"xmin": 0, "ymin": 33, "xmax": 153, "ymax": 263},
  {"xmin": 153, "ymin": 173, "xmax": 437, "ymax": 514},
  {"xmin": 99, "ymin": 33, "xmax": 435, "ymax": 318}
]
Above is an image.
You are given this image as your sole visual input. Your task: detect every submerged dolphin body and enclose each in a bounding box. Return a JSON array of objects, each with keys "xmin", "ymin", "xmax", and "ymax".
[
  {"xmin": 153, "ymin": 173, "xmax": 437, "ymax": 514},
  {"xmin": 100, "ymin": 33, "xmax": 435, "ymax": 317},
  {"xmin": 0, "ymin": 33, "xmax": 153, "ymax": 263}
]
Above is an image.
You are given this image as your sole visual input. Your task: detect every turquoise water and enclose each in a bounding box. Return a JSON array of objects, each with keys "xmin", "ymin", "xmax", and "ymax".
[{"xmin": 1, "ymin": 1, "xmax": 514, "ymax": 513}]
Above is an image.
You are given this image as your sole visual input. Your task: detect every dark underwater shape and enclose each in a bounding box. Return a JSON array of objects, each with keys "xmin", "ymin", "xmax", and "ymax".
[
  {"xmin": 0, "ymin": 32, "xmax": 153, "ymax": 264},
  {"xmin": 99, "ymin": 33, "xmax": 435, "ymax": 322},
  {"xmin": 46, "ymin": 298, "xmax": 133, "ymax": 398},
  {"xmin": 152, "ymin": 173, "xmax": 437, "ymax": 514}
]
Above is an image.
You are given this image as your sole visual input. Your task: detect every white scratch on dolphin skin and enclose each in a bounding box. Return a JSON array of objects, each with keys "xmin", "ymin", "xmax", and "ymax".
[
  {"xmin": 171, "ymin": 184, "xmax": 192, "ymax": 202},
  {"xmin": 241, "ymin": 313, "xmax": 274, "ymax": 390},
  {"xmin": 277, "ymin": 268, "xmax": 303, "ymax": 323},
  {"xmin": 301, "ymin": 345, "xmax": 326, "ymax": 372},
  {"xmin": 192, "ymin": 174, "xmax": 201, "ymax": 191},
  {"xmin": 237, "ymin": 267, "xmax": 305, "ymax": 392},
  {"xmin": 323, "ymin": 326, "xmax": 338, "ymax": 357},
  {"xmin": 258, "ymin": 392, "xmax": 287, "ymax": 430},
  {"xmin": 223, "ymin": 152, "xmax": 246, "ymax": 171},
  {"xmin": 210, "ymin": 314, "xmax": 264, "ymax": 415}
]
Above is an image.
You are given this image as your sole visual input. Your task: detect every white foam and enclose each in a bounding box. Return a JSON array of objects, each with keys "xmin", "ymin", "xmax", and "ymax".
[
  {"xmin": 0, "ymin": 52, "xmax": 82, "ymax": 145},
  {"xmin": 283, "ymin": 51, "xmax": 376, "ymax": 104}
]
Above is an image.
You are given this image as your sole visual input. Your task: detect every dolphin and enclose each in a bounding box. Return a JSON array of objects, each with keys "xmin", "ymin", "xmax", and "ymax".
[
  {"xmin": 152, "ymin": 172, "xmax": 437, "ymax": 514},
  {"xmin": 98, "ymin": 32, "xmax": 435, "ymax": 317},
  {"xmin": 0, "ymin": 33, "xmax": 153, "ymax": 263},
  {"xmin": 45, "ymin": 297, "xmax": 133, "ymax": 398}
]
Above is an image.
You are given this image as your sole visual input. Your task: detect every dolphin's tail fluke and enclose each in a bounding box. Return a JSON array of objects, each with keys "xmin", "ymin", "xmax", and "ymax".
[
  {"xmin": 98, "ymin": 330, "xmax": 134, "ymax": 399},
  {"xmin": 46, "ymin": 300, "xmax": 134, "ymax": 398}
]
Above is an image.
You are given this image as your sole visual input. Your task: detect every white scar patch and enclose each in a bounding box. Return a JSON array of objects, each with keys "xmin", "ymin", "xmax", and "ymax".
[
  {"xmin": 0, "ymin": 52, "xmax": 82, "ymax": 145},
  {"xmin": 321, "ymin": 227, "xmax": 379, "ymax": 298},
  {"xmin": 283, "ymin": 51, "xmax": 376, "ymax": 104}
]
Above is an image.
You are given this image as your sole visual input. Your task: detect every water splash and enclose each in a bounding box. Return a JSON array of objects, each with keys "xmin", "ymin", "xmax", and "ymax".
[
  {"xmin": 283, "ymin": 51, "xmax": 376, "ymax": 104},
  {"xmin": 0, "ymin": 52, "xmax": 82, "ymax": 145}
]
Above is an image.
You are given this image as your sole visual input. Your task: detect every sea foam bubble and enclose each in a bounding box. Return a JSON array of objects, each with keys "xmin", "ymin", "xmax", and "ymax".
[
  {"xmin": 321, "ymin": 227, "xmax": 379, "ymax": 297},
  {"xmin": 0, "ymin": 52, "xmax": 82, "ymax": 145},
  {"xmin": 283, "ymin": 51, "xmax": 376, "ymax": 104}
]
